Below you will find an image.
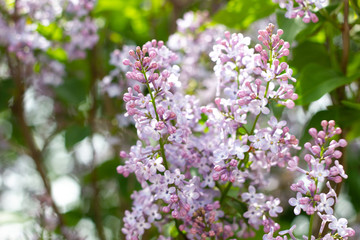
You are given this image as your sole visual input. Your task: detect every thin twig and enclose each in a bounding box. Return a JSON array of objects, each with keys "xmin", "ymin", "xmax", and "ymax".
[
  {"xmin": 7, "ymin": 52, "xmax": 67, "ymax": 236},
  {"xmin": 88, "ymin": 43, "xmax": 107, "ymax": 240}
]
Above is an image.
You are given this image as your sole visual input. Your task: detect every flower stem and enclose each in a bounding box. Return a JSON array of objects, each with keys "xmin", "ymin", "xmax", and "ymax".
[
  {"xmin": 220, "ymin": 182, "xmax": 232, "ymax": 204},
  {"xmin": 308, "ymin": 213, "xmax": 315, "ymax": 240},
  {"xmin": 144, "ymin": 80, "xmax": 169, "ymax": 170}
]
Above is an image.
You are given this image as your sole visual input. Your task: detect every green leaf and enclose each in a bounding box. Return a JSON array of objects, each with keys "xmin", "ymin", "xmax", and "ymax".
[
  {"xmin": 295, "ymin": 21, "xmax": 324, "ymax": 43},
  {"xmin": 291, "ymin": 41, "xmax": 331, "ymax": 71},
  {"xmin": 0, "ymin": 78, "xmax": 14, "ymax": 112},
  {"xmin": 276, "ymin": 10, "xmax": 307, "ymax": 43},
  {"xmin": 345, "ymin": 142, "xmax": 360, "ymax": 212},
  {"xmin": 37, "ymin": 23, "xmax": 63, "ymax": 41},
  {"xmin": 54, "ymin": 78, "xmax": 88, "ymax": 106},
  {"xmin": 63, "ymin": 209, "xmax": 83, "ymax": 227},
  {"xmin": 296, "ymin": 63, "xmax": 359, "ymax": 105},
  {"xmin": 47, "ymin": 47, "xmax": 67, "ymax": 62},
  {"xmin": 64, "ymin": 125, "xmax": 91, "ymax": 150},
  {"xmin": 348, "ymin": 51, "xmax": 360, "ymax": 77},
  {"xmin": 269, "ymin": 101, "xmax": 284, "ymax": 119},
  {"xmin": 341, "ymin": 101, "xmax": 360, "ymax": 110},
  {"xmin": 213, "ymin": 0, "xmax": 276, "ymax": 30}
]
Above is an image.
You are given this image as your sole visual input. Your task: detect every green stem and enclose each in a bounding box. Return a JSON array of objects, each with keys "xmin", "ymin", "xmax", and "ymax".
[
  {"xmin": 220, "ymin": 182, "xmax": 232, "ymax": 204},
  {"xmin": 308, "ymin": 213, "xmax": 315, "ymax": 240},
  {"xmin": 175, "ymin": 219, "xmax": 188, "ymax": 240},
  {"xmin": 309, "ymin": 179, "xmax": 318, "ymax": 239},
  {"xmin": 143, "ymin": 74, "xmax": 169, "ymax": 169},
  {"xmin": 250, "ymin": 114, "xmax": 261, "ymax": 135}
]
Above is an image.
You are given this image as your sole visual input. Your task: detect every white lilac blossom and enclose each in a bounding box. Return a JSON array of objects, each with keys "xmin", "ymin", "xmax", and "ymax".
[
  {"xmin": 273, "ymin": 0, "xmax": 329, "ymax": 23},
  {"xmin": 117, "ymin": 24, "xmax": 307, "ymax": 239},
  {"xmin": 269, "ymin": 120, "xmax": 355, "ymax": 240}
]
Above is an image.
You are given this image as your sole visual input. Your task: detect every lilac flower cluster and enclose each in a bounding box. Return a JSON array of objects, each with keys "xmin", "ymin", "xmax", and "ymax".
[
  {"xmin": 116, "ymin": 23, "xmax": 311, "ymax": 239},
  {"xmin": 210, "ymin": 24, "xmax": 297, "ymax": 109},
  {"xmin": 266, "ymin": 120, "xmax": 355, "ymax": 239},
  {"xmin": 273, "ymin": 0, "xmax": 328, "ymax": 23}
]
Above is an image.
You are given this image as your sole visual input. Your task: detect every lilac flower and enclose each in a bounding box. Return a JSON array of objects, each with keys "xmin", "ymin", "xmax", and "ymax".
[
  {"xmin": 317, "ymin": 193, "xmax": 334, "ymax": 215},
  {"xmin": 230, "ymin": 140, "xmax": 250, "ymax": 159},
  {"xmin": 266, "ymin": 198, "xmax": 283, "ymax": 217},
  {"xmin": 173, "ymin": 169, "xmax": 185, "ymax": 186},
  {"xmin": 183, "ymin": 183, "xmax": 200, "ymax": 204},
  {"xmin": 168, "ymin": 129, "xmax": 184, "ymax": 143},
  {"xmin": 213, "ymin": 144, "xmax": 230, "ymax": 164},
  {"xmin": 328, "ymin": 217, "xmax": 351, "ymax": 238},
  {"xmin": 244, "ymin": 205, "xmax": 263, "ymax": 226},
  {"xmin": 201, "ymin": 174, "xmax": 215, "ymax": 188},
  {"xmin": 289, "ymin": 192, "xmax": 304, "ymax": 215},
  {"xmin": 249, "ymin": 132, "xmax": 268, "ymax": 149},
  {"xmin": 242, "ymin": 186, "xmax": 265, "ymax": 203},
  {"xmin": 273, "ymin": 0, "xmax": 325, "ymax": 23},
  {"xmin": 145, "ymin": 204, "xmax": 162, "ymax": 223},
  {"xmin": 149, "ymin": 157, "xmax": 165, "ymax": 174},
  {"xmin": 156, "ymin": 186, "xmax": 176, "ymax": 202},
  {"xmin": 135, "ymin": 216, "xmax": 151, "ymax": 235},
  {"xmin": 309, "ymin": 162, "xmax": 329, "ymax": 183}
]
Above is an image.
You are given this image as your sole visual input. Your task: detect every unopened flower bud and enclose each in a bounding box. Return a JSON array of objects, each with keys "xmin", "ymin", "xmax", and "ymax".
[
  {"xmin": 313, "ymin": 195, "xmax": 320, "ymax": 202},
  {"xmin": 255, "ymin": 44, "xmax": 262, "ymax": 52},
  {"xmin": 312, "ymin": 145, "xmax": 321, "ymax": 155},
  {"xmin": 162, "ymin": 206, "xmax": 170, "ymax": 213},
  {"xmin": 221, "ymin": 173, "xmax": 228, "ymax": 181},
  {"xmin": 133, "ymin": 84, "xmax": 141, "ymax": 93},
  {"xmin": 214, "ymin": 165, "xmax": 223, "ymax": 172},
  {"xmin": 335, "ymin": 127, "xmax": 342, "ymax": 134},
  {"xmin": 119, "ymin": 151, "xmax": 127, "ymax": 158},
  {"xmin": 333, "ymin": 150, "xmax": 342, "ymax": 159},
  {"xmin": 170, "ymin": 194, "xmax": 179, "ymax": 203},
  {"xmin": 338, "ymin": 139, "xmax": 347, "ymax": 147},
  {"xmin": 308, "ymin": 128, "xmax": 317, "ymax": 137},
  {"xmin": 172, "ymin": 210, "xmax": 179, "ymax": 218},
  {"xmin": 318, "ymin": 131, "xmax": 325, "ymax": 139},
  {"xmin": 129, "ymin": 50, "xmax": 135, "ymax": 58}
]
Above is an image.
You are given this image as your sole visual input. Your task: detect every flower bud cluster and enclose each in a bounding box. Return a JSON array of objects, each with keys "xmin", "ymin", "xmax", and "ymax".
[
  {"xmin": 267, "ymin": 120, "xmax": 355, "ymax": 239},
  {"xmin": 209, "ymin": 23, "xmax": 297, "ymax": 118},
  {"xmin": 273, "ymin": 0, "xmax": 328, "ymax": 23}
]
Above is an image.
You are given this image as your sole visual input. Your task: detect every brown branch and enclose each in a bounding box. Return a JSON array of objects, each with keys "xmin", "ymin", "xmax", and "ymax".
[
  {"xmin": 7, "ymin": 52, "xmax": 67, "ymax": 236},
  {"xmin": 87, "ymin": 43, "xmax": 106, "ymax": 240}
]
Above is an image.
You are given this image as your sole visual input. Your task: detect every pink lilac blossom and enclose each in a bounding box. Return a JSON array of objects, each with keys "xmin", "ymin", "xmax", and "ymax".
[
  {"xmin": 117, "ymin": 23, "xmax": 307, "ymax": 239},
  {"xmin": 273, "ymin": 0, "xmax": 329, "ymax": 23},
  {"xmin": 268, "ymin": 120, "xmax": 355, "ymax": 239}
]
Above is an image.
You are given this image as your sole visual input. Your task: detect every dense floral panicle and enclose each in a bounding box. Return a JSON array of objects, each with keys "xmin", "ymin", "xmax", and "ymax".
[
  {"xmin": 266, "ymin": 120, "xmax": 354, "ymax": 239},
  {"xmin": 116, "ymin": 22, "xmax": 352, "ymax": 240},
  {"xmin": 273, "ymin": 0, "xmax": 328, "ymax": 23}
]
